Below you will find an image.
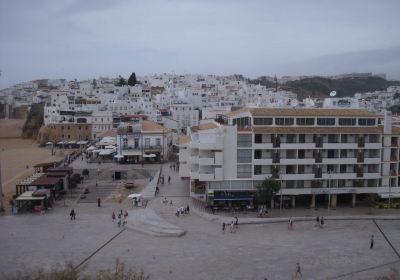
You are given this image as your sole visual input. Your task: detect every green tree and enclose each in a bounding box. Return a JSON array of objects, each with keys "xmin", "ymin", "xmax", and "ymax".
[
  {"xmin": 128, "ymin": 72, "xmax": 137, "ymax": 86},
  {"xmin": 255, "ymin": 178, "xmax": 281, "ymax": 208},
  {"xmin": 115, "ymin": 76, "xmax": 127, "ymax": 87}
]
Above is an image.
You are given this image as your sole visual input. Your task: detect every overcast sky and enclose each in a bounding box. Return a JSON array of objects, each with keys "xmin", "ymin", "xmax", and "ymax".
[{"xmin": 1, "ymin": 0, "xmax": 400, "ymax": 88}]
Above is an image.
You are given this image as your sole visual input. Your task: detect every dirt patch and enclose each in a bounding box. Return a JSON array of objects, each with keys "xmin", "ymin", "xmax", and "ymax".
[{"xmin": 0, "ymin": 119, "xmax": 25, "ymax": 138}]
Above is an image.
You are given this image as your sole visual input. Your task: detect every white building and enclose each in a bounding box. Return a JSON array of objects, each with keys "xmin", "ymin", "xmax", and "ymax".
[{"xmin": 179, "ymin": 108, "xmax": 400, "ymax": 208}]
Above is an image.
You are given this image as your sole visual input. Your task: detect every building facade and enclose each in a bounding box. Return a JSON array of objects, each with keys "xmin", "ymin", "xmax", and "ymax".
[{"xmin": 179, "ymin": 108, "xmax": 400, "ymax": 208}]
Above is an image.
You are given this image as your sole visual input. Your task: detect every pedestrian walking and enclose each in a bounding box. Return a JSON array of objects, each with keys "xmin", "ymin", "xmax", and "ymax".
[
  {"xmin": 118, "ymin": 213, "xmax": 122, "ymax": 227},
  {"xmin": 316, "ymin": 216, "xmax": 320, "ymax": 226},
  {"xmin": 320, "ymin": 216, "xmax": 324, "ymax": 228},
  {"xmin": 295, "ymin": 263, "xmax": 302, "ymax": 278},
  {"xmin": 169, "ymin": 200, "xmax": 173, "ymax": 206},
  {"xmin": 234, "ymin": 216, "xmax": 239, "ymax": 229},
  {"xmin": 168, "ymin": 176, "xmax": 171, "ymax": 184},
  {"xmin": 97, "ymin": 197, "xmax": 101, "ymax": 207},
  {"xmin": 230, "ymin": 221, "xmax": 235, "ymax": 233},
  {"xmin": 112, "ymin": 212, "xmax": 116, "ymax": 222},
  {"xmin": 288, "ymin": 217, "xmax": 293, "ymax": 230},
  {"xmin": 222, "ymin": 222, "xmax": 226, "ymax": 234},
  {"xmin": 370, "ymin": 235, "xmax": 374, "ymax": 249},
  {"xmin": 70, "ymin": 208, "xmax": 76, "ymax": 220},
  {"xmin": 186, "ymin": 205, "xmax": 190, "ymax": 214},
  {"xmin": 124, "ymin": 210, "xmax": 128, "ymax": 218}
]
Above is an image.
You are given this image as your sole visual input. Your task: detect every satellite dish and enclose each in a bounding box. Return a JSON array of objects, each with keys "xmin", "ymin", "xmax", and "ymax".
[{"xmin": 330, "ymin": 91, "xmax": 337, "ymax": 97}]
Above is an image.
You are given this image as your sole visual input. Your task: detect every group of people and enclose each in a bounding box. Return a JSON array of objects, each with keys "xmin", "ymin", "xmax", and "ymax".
[
  {"xmin": 170, "ymin": 163, "xmax": 179, "ymax": 172},
  {"xmin": 160, "ymin": 175, "xmax": 171, "ymax": 185},
  {"xmin": 222, "ymin": 217, "xmax": 239, "ymax": 233},
  {"xmin": 112, "ymin": 210, "xmax": 129, "ymax": 227},
  {"xmin": 176, "ymin": 205, "xmax": 190, "ymax": 217}
]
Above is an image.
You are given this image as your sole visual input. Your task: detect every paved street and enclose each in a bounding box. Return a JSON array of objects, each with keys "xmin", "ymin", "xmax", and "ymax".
[{"xmin": 1, "ymin": 162, "xmax": 400, "ymax": 279}]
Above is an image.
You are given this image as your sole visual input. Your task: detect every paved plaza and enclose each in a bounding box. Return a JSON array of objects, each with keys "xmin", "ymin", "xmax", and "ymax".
[{"xmin": 1, "ymin": 161, "xmax": 400, "ymax": 279}]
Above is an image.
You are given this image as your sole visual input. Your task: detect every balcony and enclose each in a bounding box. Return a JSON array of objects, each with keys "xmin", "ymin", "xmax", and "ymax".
[
  {"xmin": 281, "ymin": 173, "xmax": 314, "ymax": 180},
  {"xmin": 199, "ymin": 157, "xmax": 214, "ymax": 165},
  {"xmin": 190, "ymin": 171, "xmax": 199, "ymax": 179},
  {"xmin": 389, "ymin": 170, "xmax": 397, "ymax": 177},
  {"xmin": 315, "ymin": 156, "xmax": 322, "ymax": 163},
  {"xmin": 390, "ymin": 156, "xmax": 398, "ymax": 162},
  {"xmin": 199, "ymin": 172, "xmax": 215, "ymax": 181},
  {"xmin": 198, "ymin": 138, "xmax": 223, "ymax": 150},
  {"xmin": 253, "ymin": 158, "xmax": 273, "ymax": 165},
  {"xmin": 253, "ymin": 143, "xmax": 273, "ymax": 149}
]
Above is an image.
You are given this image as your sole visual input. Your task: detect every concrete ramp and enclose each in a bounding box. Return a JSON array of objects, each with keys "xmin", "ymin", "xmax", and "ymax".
[{"xmin": 125, "ymin": 209, "xmax": 186, "ymax": 237}]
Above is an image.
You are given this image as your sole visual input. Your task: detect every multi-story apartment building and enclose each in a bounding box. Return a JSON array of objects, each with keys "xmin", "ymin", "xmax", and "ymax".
[{"xmin": 179, "ymin": 108, "xmax": 400, "ymax": 208}]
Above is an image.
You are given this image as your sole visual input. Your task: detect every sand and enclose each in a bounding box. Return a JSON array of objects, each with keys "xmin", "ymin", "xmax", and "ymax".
[{"xmin": 0, "ymin": 119, "xmax": 72, "ymax": 211}]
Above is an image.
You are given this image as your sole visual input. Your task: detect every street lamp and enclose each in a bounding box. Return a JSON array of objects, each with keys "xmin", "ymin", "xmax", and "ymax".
[
  {"xmin": 279, "ymin": 173, "xmax": 283, "ymax": 213},
  {"xmin": 327, "ymin": 170, "xmax": 333, "ymax": 211}
]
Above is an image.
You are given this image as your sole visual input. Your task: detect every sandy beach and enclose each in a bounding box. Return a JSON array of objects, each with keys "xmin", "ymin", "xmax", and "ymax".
[{"xmin": 0, "ymin": 119, "xmax": 68, "ymax": 211}]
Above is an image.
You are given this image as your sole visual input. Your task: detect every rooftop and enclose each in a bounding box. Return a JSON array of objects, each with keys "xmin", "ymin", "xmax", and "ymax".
[
  {"xmin": 225, "ymin": 108, "xmax": 379, "ymax": 117},
  {"xmin": 191, "ymin": 122, "xmax": 219, "ymax": 132}
]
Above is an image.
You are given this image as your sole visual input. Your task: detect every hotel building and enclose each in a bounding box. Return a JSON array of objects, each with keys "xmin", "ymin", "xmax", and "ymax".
[{"xmin": 179, "ymin": 108, "xmax": 400, "ymax": 208}]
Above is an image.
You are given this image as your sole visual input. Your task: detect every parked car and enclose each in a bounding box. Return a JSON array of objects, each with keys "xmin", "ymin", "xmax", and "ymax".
[{"xmin": 124, "ymin": 181, "xmax": 135, "ymax": 189}]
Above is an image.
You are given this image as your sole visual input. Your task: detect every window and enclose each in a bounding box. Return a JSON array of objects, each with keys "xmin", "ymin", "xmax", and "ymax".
[
  {"xmin": 237, "ymin": 165, "xmax": 252, "ymax": 178},
  {"xmin": 254, "ymin": 165, "xmax": 262, "ymax": 175},
  {"xmin": 61, "ymin": 126, "xmax": 64, "ymax": 130},
  {"xmin": 339, "ymin": 118, "xmax": 356, "ymax": 126},
  {"xmin": 237, "ymin": 149, "xmax": 252, "ymax": 163},
  {"xmin": 317, "ymin": 118, "xmax": 335, "ymax": 126},
  {"xmin": 156, "ymin": 138, "xmax": 161, "ymax": 147},
  {"xmin": 237, "ymin": 134, "xmax": 252, "ymax": 147},
  {"xmin": 341, "ymin": 134, "xmax": 348, "ymax": 143},
  {"xmin": 253, "ymin": 118, "xmax": 273, "ymax": 125},
  {"xmin": 275, "ymin": 118, "xmax": 294, "ymax": 126},
  {"xmin": 286, "ymin": 134, "xmax": 296, "ymax": 143},
  {"xmin": 340, "ymin": 165, "xmax": 347, "ymax": 173},
  {"xmin": 233, "ymin": 117, "xmax": 251, "ymax": 128},
  {"xmin": 296, "ymin": 118, "xmax": 315, "ymax": 125},
  {"xmin": 299, "ymin": 134, "xmax": 305, "ymax": 143},
  {"xmin": 145, "ymin": 138, "xmax": 150, "ymax": 148},
  {"xmin": 358, "ymin": 118, "xmax": 376, "ymax": 126}
]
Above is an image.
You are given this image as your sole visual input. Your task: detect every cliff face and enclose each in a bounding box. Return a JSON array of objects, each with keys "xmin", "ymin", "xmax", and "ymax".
[{"xmin": 22, "ymin": 102, "xmax": 44, "ymax": 139}]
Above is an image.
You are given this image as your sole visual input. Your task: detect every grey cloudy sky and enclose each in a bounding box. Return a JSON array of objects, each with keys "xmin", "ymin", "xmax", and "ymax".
[{"xmin": 1, "ymin": 0, "xmax": 400, "ymax": 88}]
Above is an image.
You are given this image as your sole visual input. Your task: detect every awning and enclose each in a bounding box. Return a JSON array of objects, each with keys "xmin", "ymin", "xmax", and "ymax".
[
  {"xmin": 128, "ymin": 193, "xmax": 141, "ymax": 199},
  {"xmin": 99, "ymin": 149, "xmax": 115, "ymax": 155},
  {"xmin": 379, "ymin": 193, "xmax": 400, "ymax": 198},
  {"xmin": 114, "ymin": 154, "xmax": 124, "ymax": 159},
  {"xmin": 213, "ymin": 196, "xmax": 254, "ymax": 201},
  {"xmin": 16, "ymin": 191, "xmax": 46, "ymax": 201},
  {"xmin": 77, "ymin": 141, "xmax": 88, "ymax": 144},
  {"xmin": 143, "ymin": 153, "xmax": 156, "ymax": 158},
  {"xmin": 105, "ymin": 145, "xmax": 116, "ymax": 149},
  {"xmin": 46, "ymin": 142, "xmax": 53, "ymax": 145},
  {"xmin": 86, "ymin": 146, "xmax": 95, "ymax": 151},
  {"xmin": 68, "ymin": 141, "xmax": 76, "ymax": 144},
  {"xmin": 122, "ymin": 150, "xmax": 142, "ymax": 156}
]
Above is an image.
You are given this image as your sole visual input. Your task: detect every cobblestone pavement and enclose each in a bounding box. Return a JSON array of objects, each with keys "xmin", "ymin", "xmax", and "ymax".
[{"xmin": 1, "ymin": 162, "xmax": 400, "ymax": 279}]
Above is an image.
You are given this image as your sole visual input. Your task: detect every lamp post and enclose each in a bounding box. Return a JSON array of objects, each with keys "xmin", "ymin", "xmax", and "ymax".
[
  {"xmin": 328, "ymin": 170, "xmax": 333, "ymax": 211},
  {"xmin": 279, "ymin": 173, "xmax": 283, "ymax": 213}
]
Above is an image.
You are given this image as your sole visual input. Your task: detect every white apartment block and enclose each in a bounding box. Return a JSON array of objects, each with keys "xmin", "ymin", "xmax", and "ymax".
[
  {"xmin": 179, "ymin": 108, "xmax": 400, "ymax": 208},
  {"xmin": 170, "ymin": 102, "xmax": 200, "ymax": 132}
]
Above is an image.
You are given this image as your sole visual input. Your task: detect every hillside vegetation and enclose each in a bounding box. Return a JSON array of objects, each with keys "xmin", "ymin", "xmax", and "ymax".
[
  {"xmin": 250, "ymin": 76, "xmax": 400, "ymax": 99},
  {"xmin": 22, "ymin": 102, "xmax": 44, "ymax": 139}
]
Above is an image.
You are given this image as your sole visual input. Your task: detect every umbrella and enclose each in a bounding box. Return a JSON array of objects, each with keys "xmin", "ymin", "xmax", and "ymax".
[
  {"xmin": 46, "ymin": 142, "xmax": 53, "ymax": 145},
  {"xmin": 86, "ymin": 146, "xmax": 95, "ymax": 151},
  {"xmin": 114, "ymin": 155, "xmax": 124, "ymax": 159},
  {"xmin": 143, "ymin": 153, "xmax": 156, "ymax": 158},
  {"xmin": 128, "ymin": 193, "xmax": 141, "ymax": 199}
]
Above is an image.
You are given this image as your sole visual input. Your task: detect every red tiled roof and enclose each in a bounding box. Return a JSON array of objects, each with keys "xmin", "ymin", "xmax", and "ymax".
[{"xmin": 31, "ymin": 174, "xmax": 62, "ymax": 186}]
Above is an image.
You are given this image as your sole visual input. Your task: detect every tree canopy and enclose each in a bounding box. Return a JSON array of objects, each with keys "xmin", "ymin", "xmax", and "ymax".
[
  {"xmin": 128, "ymin": 72, "xmax": 137, "ymax": 86},
  {"xmin": 115, "ymin": 76, "xmax": 127, "ymax": 87},
  {"xmin": 255, "ymin": 178, "xmax": 281, "ymax": 208}
]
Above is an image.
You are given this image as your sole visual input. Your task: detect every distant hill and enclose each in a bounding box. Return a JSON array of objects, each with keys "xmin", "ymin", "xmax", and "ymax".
[
  {"xmin": 22, "ymin": 102, "xmax": 44, "ymax": 139},
  {"xmin": 250, "ymin": 76, "xmax": 400, "ymax": 99}
]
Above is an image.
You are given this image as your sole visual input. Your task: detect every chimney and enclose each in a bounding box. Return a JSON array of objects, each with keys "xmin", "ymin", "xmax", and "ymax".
[{"xmin": 384, "ymin": 110, "xmax": 392, "ymax": 134}]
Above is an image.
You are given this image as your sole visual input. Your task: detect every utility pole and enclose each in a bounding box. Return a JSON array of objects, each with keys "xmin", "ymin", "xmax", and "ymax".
[{"xmin": 0, "ymin": 159, "xmax": 4, "ymax": 212}]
